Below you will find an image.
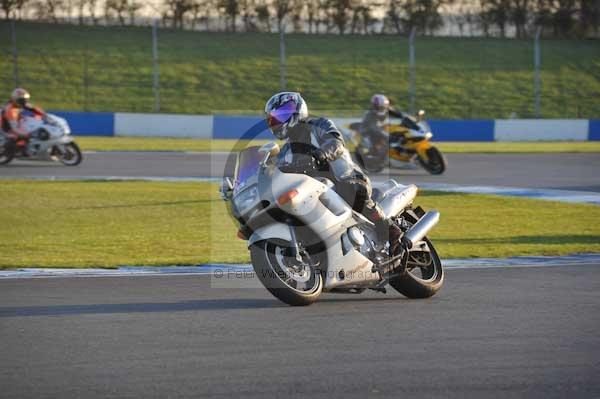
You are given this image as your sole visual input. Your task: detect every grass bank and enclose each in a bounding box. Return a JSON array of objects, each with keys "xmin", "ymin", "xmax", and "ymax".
[
  {"xmin": 1, "ymin": 180, "xmax": 599, "ymax": 268},
  {"xmin": 1, "ymin": 21, "xmax": 598, "ymax": 118}
]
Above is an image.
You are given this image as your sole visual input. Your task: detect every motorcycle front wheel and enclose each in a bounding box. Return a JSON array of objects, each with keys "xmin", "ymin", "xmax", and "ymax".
[
  {"xmin": 58, "ymin": 142, "xmax": 83, "ymax": 166},
  {"xmin": 418, "ymin": 147, "xmax": 446, "ymax": 175},
  {"xmin": 250, "ymin": 239, "xmax": 323, "ymax": 306}
]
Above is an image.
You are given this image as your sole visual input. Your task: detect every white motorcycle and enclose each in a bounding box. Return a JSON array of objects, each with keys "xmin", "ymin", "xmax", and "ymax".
[
  {"xmin": 0, "ymin": 113, "xmax": 82, "ymax": 166},
  {"xmin": 221, "ymin": 142, "xmax": 443, "ymax": 306}
]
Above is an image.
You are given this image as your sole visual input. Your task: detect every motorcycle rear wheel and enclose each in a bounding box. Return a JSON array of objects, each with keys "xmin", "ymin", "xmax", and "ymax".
[
  {"xmin": 389, "ymin": 237, "xmax": 443, "ymax": 298},
  {"xmin": 251, "ymin": 239, "xmax": 323, "ymax": 306},
  {"xmin": 59, "ymin": 142, "xmax": 83, "ymax": 166},
  {"xmin": 418, "ymin": 147, "xmax": 446, "ymax": 175},
  {"xmin": 0, "ymin": 142, "xmax": 15, "ymax": 165}
]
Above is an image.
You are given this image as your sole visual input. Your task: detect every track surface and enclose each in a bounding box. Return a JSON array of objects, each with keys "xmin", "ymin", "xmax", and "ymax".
[
  {"xmin": 2, "ymin": 152, "xmax": 600, "ymax": 192},
  {"xmin": 1, "ymin": 264, "xmax": 599, "ymax": 398}
]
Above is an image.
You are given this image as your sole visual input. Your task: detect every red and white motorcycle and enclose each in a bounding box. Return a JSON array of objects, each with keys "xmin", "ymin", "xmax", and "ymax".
[{"xmin": 0, "ymin": 113, "xmax": 82, "ymax": 166}]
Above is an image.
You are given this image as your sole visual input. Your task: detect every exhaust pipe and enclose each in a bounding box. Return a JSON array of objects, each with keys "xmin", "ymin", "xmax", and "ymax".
[{"xmin": 401, "ymin": 211, "xmax": 440, "ymax": 249}]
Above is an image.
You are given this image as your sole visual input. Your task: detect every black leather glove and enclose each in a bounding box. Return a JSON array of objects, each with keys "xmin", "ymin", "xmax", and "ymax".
[{"xmin": 311, "ymin": 147, "xmax": 327, "ymax": 166}]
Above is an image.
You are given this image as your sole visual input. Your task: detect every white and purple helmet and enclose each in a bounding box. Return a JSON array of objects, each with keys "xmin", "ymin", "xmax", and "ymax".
[
  {"xmin": 265, "ymin": 92, "xmax": 308, "ymax": 140},
  {"xmin": 370, "ymin": 94, "xmax": 390, "ymax": 117}
]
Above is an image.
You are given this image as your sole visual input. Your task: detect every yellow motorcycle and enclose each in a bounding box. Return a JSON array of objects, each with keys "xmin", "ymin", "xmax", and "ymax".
[{"xmin": 346, "ymin": 111, "xmax": 447, "ymax": 175}]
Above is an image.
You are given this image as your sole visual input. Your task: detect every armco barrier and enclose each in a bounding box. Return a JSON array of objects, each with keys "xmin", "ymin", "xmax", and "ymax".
[
  {"xmin": 49, "ymin": 111, "xmax": 599, "ymax": 141},
  {"xmin": 114, "ymin": 113, "xmax": 212, "ymax": 138},
  {"xmin": 588, "ymin": 120, "xmax": 600, "ymax": 141},
  {"xmin": 428, "ymin": 120, "xmax": 495, "ymax": 142},
  {"xmin": 52, "ymin": 111, "xmax": 114, "ymax": 136},
  {"xmin": 494, "ymin": 119, "xmax": 589, "ymax": 141},
  {"xmin": 212, "ymin": 115, "xmax": 271, "ymax": 140}
]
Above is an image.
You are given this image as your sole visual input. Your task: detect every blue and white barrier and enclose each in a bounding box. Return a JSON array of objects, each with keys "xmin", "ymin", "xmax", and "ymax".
[
  {"xmin": 50, "ymin": 111, "xmax": 600, "ymax": 141},
  {"xmin": 114, "ymin": 113, "xmax": 213, "ymax": 138}
]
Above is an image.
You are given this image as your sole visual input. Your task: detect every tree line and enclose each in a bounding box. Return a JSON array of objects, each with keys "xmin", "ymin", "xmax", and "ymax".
[{"xmin": 2, "ymin": 0, "xmax": 599, "ymax": 38}]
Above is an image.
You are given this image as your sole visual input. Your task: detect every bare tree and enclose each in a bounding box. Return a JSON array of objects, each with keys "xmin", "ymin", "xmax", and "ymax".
[
  {"xmin": 239, "ymin": 0, "xmax": 258, "ymax": 31},
  {"xmin": 350, "ymin": 0, "xmax": 378, "ymax": 34},
  {"xmin": 105, "ymin": 0, "xmax": 127, "ymax": 25},
  {"xmin": 218, "ymin": 0, "xmax": 239, "ymax": 31},
  {"xmin": 387, "ymin": 0, "xmax": 452, "ymax": 35},
  {"xmin": 579, "ymin": 0, "xmax": 600, "ymax": 35},
  {"xmin": 535, "ymin": 0, "xmax": 578, "ymax": 37},
  {"xmin": 386, "ymin": 0, "xmax": 403, "ymax": 33},
  {"xmin": 1, "ymin": 0, "xmax": 19, "ymax": 19},
  {"xmin": 510, "ymin": 0, "xmax": 531, "ymax": 38},
  {"xmin": 255, "ymin": 0, "xmax": 271, "ymax": 31},
  {"xmin": 329, "ymin": 0, "xmax": 352, "ymax": 34},
  {"xmin": 274, "ymin": 0, "xmax": 291, "ymax": 32},
  {"xmin": 35, "ymin": 0, "xmax": 63, "ymax": 22},
  {"xmin": 164, "ymin": 0, "xmax": 195, "ymax": 28},
  {"xmin": 480, "ymin": 0, "xmax": 511, "ymax": 36}
]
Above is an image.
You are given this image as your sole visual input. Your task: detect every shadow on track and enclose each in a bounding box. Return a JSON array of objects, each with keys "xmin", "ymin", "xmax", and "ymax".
[{"xmin": 0, "ymin": 298, "xmax": 283, "ymax": 317}]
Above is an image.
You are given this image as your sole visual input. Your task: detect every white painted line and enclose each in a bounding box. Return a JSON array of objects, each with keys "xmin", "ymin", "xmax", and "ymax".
[
  {"xmin": 1, "ymin": 255, "xmax": 598, "ymax": 280},
  {"xmin": 0, "ymin": 176, "xmax": 220, "ymax": 182},
  {"xmin": 418, "ymin": 183, "xmax": 600, "ymax": 205},
  {"xmin": 2, "ymin": 177, "xmax": 598, "ymax": 204}
]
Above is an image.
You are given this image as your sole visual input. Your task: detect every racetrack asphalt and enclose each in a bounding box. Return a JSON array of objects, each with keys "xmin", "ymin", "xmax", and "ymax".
[
  {"xmin": 1, "ymin": 263, "xmax": 599, "ymax": 398},
  {"xmin": 1, "ymin": 152, "xmax": 600, "ymax": 192}
]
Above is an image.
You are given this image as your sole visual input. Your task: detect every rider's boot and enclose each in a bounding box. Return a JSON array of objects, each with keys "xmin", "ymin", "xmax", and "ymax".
[{"xmin": 362, "ymin": 201, "xmax": 404, "ymax": 258}]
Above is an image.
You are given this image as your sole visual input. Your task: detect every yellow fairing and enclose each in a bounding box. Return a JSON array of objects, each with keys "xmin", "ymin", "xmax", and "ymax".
[
  {"xmin": 385, "ymin": 124, "xmax": 433, "ymax": 161},
  {"xmin": 413, "ymin": 140, "xmax": 433, "ymax": 161}
]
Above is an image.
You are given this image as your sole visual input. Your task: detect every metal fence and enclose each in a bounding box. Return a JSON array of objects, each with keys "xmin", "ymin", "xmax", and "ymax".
[{"xmin": 1, "ymin": 20, "xmax": 598, "ymax": 119}]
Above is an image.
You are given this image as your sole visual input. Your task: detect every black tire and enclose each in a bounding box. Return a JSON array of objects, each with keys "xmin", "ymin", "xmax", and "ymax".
[
  {"xmin": 0, "ymin": 141, "xmax": 15, "ymax": 165},
  {"xmin": 250, "ymin": 239, "xmax": 323, "ymax": 306},
  {"xmin": 418, "ymin": 146, "xmax": 446, "ymax": 175},
  {"xmin": 389, "ymin": 237, "xmax": 444, "ymax": 298},
  {"xmin": 59, "ymin": 142, "xmax": 83, "ymax": 166}
]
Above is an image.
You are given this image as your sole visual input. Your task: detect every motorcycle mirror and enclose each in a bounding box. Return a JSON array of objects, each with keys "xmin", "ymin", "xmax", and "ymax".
[
  {"xmin": 417, "ymin": 110, "xmax": 426, "ymax": 121},
  {"xmin": 259, "ymin": 142, "xmax": 280, "ymax": 156},
  {"xmin": 259, "ymin": 142, "xmax": 280, "ymax": 166}
]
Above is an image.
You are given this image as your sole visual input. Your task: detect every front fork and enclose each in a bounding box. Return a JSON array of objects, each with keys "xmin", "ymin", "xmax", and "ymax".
[{"xmin": 287, "ymin": 225, "xmax": 302, "ymax": 262}]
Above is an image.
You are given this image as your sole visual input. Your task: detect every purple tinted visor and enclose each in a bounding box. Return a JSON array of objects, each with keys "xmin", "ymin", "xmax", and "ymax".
[{"xmin": 267, "ymin": 101, "xmax": 297, "ymax": 128}]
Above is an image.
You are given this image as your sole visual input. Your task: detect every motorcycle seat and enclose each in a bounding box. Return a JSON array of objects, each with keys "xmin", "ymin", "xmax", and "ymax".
[{"xmin": 372, "ymin": 179, "xmax": 408, "ymax": 203}]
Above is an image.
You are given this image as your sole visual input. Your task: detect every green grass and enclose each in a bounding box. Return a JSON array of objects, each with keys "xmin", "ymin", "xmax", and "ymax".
[
  {"xmin": 1, "ymin": 21, "xmax": 599, "ymax": 118},
  {"xmin": 1, "ymin": 180, "xmax": 599, "ymax": 268},
  {"xmin": 76, "ymin": 136, "xmax": 600, "ymax": 153}
]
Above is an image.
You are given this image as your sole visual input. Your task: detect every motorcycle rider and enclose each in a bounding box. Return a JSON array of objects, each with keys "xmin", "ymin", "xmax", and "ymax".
[
  {"xmin": 265, "ymin": 91, "xmax": 403, "ymax": 258},
  {"xmin": 360, "ymin": 94, "xmax": 405, "ymax": 150},
  {"xmin": 1, "ymin": 88, "xmax": 48, "ymax": 154}
]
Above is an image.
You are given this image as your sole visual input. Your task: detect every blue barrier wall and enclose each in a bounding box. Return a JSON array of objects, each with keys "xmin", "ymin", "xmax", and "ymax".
[
  {"xmin": 428, "ymin": 120, "xmax": 495, "ymax": 142},
  {"xmin": 212, "ymin": 115, "xmax": 271, "ymax": 140},
  {"xmin": 52, "ymin": 111, "xmax": 114, "ymax": 136},
  {"xmin": 44, "ymin": 111, "xmax": 598, "ymax": 141},
  {"xmin": 588, "ymin": 120, "xmax": 600, "ymax": 141}
]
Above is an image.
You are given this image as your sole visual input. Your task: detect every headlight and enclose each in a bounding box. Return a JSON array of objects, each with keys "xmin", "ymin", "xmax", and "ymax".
[{"xmin": 233, "ymin": 186, "xmax": 259, "ymax": 214}]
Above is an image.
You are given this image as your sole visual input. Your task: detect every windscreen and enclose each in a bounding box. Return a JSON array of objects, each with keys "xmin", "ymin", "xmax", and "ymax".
[{"xmin": 234, "ymin": 146, "xmax": 262, "ymax": 192}]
